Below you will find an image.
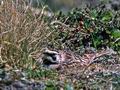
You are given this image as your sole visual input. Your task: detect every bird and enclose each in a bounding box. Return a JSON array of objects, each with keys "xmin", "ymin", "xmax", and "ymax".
[
  {"xmin": 41, "ymin": 47, "xmax": 116, "ymax": 70},
  {"xmin": 41, "ymin": 48, "xmax": 83, "ymax": 69}
]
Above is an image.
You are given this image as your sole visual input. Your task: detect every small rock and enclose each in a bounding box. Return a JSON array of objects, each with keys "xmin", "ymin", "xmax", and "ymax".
[
  {"xmin": 13, "ymin": 80, "xmax": 26, "ymax": 88},
  {"xmin": 30, "ymin": 82, "xmax": 46, "ymax": 90},
  {"xmin": 21, "ymin": 78, "xmax": 32, "ymax": 85}
]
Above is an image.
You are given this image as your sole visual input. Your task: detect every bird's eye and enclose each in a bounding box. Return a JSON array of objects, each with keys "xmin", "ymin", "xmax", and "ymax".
[{"xmin": 52, "ymin": 55, "xmax": 56, "ymax": 61}]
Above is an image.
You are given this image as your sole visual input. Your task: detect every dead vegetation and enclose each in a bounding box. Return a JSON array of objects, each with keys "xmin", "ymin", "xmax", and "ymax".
[{"xmin": 0, "ymin": 0, "xmax": 52, "ymax": 70}]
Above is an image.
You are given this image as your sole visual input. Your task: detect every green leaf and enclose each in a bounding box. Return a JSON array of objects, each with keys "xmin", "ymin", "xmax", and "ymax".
[
  {"xmin": 102, "ymin": 11, "xmax": 113, "ymax": 22},
  {"xmin": 65, "ymin": 84, "xmax": 74, "ymax": 90},
  {"xmin": 90, "ymin": 9, "xmax": 98, "ymax": 19},
  {"xmin": 111, "ymin": 30, "xmax": 120, "ymax": 38}
]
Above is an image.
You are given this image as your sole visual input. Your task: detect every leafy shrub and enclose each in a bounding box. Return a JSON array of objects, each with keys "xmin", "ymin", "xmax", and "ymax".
[{"xmin": 50, "ymin": 8, "xmax": 120, "ymax": 52}]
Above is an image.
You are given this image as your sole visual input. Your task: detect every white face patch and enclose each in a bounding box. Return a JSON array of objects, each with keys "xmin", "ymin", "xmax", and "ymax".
[{"xmin": 55, "ymin": 54, "xmax": 61, "ymax": 63}]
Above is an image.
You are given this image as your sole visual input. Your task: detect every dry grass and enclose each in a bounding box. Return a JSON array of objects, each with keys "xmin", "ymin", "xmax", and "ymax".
[{"xmin": 0, "ymin": 0, "xmax": 53, "ymax": 70}]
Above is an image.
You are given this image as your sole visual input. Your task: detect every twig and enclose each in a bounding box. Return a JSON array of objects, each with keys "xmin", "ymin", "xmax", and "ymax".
[{"xmin": 51, "ymin": 20, "xmax": 70, "ymax": 28}]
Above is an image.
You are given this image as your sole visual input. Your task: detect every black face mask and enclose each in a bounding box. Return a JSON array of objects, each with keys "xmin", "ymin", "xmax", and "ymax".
[{"xmin": 42, "ymin": 53, "xmax": 58, "ymax": 65}]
